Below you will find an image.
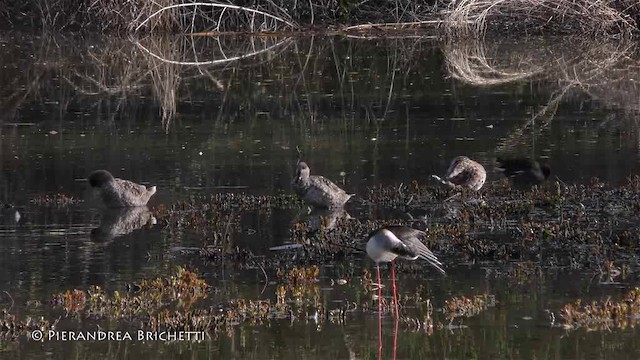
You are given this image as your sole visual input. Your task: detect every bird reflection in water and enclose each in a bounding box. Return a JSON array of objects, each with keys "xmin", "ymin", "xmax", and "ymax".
[
  {"xmin": 375, "ymin": 310, "xmax": 400, "ymax": 360},
  {"xmin": 91, "ymin": 206, "xmax": 156, "ymax": 242},
  {"xmin": 306, "ymin": 207, "xmax": 351, "ymax": 233}
]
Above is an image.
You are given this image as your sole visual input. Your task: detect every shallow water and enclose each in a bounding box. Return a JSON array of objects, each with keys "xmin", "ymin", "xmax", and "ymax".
[{"xmin": 0, "ymin": 33, "xmax": 640, "ymax": 359}]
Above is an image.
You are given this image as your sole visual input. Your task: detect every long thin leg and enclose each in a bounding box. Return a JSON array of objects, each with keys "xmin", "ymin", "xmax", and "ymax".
[
  {"xmin": 392, "ymin": 316, "xmax": 399, "ymax": 360},
  {"xmin": 377, "ymin": 264, "xmax": 382, "ymax": 360},
  {"xmin": 391, "ymin": 260, "xmax": 399, "ymax": 317}
]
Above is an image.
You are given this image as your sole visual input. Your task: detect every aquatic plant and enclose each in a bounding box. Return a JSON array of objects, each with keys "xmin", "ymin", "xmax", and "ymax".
[
  {"xmin": 559, "ymin": 288, "xmax": 640, "ymax": 330},
  {"xmin": 0, "ymin": 310, "xmax": 56, "ymax": 342},
  {"xmin": 30, "ymin": 193, "xmax": 82, "ymax": 207},
  {"xmin": 277, "ymin": 265, "xmax": 320, "ymax": 286},
  {"xmin": 443, "ymin": 293, "xmax": 495, "ymax": 322},
  {"xmin": 359, "ymin": 177, "xmax": 640, "ymax": 270},
  {"xmin": 152, "ymin": 201, "xmax": 240, "ymax": 240},
  {"xmin": 51, "ymin": 267, "xmax": 209, "ymax": 317}
]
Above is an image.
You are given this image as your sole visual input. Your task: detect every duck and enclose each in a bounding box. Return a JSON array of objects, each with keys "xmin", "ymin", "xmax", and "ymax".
[
  {"xmin": 496, "ymin": 157, "xmax": 551, "ymax": 186},
  {"xmin": 88, "ymin": 170, "xmax": 156, "ymax": 207},
  {"xmin": 366, "ymin": 226, "xmax": 446, "ymax": 315},
  {"xmin": 432, "ymin": 156, "xmax": 486, "ymax": 191},
  {"xmin": 292, "ymin": 162, "xmax": 353, "ymax": 209}
]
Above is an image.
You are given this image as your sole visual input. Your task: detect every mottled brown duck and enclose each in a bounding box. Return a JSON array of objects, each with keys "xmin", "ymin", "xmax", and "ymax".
[
  {"xmin": 88, "ymin": 170, "xmax": 157, "ymax": 208},
  {"xmin": 292, "ymin": 162, "xmax": 353, "ymax": 209},
  {"xmin": 432, "ymin": 156, "xmax": 486, "ymax": 191}
]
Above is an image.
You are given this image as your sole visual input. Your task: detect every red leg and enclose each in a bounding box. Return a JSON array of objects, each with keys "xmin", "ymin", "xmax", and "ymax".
[
  {"xmin": 392, "ymin": 316, "xmax": 399, "ymax": 360},
  {"xmin": 391, "ymin": 260, "xmax": 399, "ymax": 317},
  {"xmin": 377, "ymin": 264, "xmax": 382, "ymax": 360}
]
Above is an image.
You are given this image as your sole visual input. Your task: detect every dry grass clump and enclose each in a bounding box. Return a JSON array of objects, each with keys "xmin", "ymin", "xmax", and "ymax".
[
  {"xmin": 4, "ymin": 0, "xmax": 298, "ymax": 33},
  {"xmin": 443, "ymin": 0, "xmax": 640, "ymax": 37}
]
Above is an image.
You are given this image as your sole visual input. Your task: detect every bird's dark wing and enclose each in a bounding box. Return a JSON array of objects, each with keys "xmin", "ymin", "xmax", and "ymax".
[{"xmin": 386, "ymin": 226, "xmax": 446, "ymax": 275}]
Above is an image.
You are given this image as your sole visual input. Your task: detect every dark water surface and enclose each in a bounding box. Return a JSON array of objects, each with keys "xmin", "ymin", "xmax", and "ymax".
[{"xmin": 0, "ymin": 33, "xmax": 640, "ymax": 359}]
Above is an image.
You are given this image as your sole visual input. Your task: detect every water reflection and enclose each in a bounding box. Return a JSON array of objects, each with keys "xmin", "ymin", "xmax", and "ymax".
[
  {"xmin": 0, "ymin": 205, "xmax": 20, "ymax": 225},
  {"xmin": 305, "ymin": 207, "xmax": 351, "ymax": 232},
  {"xmin": 90, "ymin": 207, "xmax": 156, "ymax": 242}
]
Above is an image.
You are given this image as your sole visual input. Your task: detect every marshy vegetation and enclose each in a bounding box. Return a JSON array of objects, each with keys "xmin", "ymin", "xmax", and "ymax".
[
  {"xmin": 2, "ymin": 0, "xmax": 640, "ymax": 356},
  {"xmin": 4, "ymin": 0, "xmax": 640, "ymax": 37}
]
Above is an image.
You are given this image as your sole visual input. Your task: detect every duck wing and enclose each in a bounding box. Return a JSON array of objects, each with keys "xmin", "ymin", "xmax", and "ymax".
[
  {"xmin": 305, "ymin": 175, "xmax": 351, "ymax": 207},
  {"xmin": 114, "ymin": 179, "xmax": 155, "ymax": 206},
  {"xmin": 310, "ymin": 175, "xmax": 347, "ymax": 194}
]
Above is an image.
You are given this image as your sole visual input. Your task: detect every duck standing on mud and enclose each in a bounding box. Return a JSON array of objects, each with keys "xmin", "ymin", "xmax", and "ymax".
[
  {"xmin": 432, "ymin": 156, "xmax": 486, "ymax": 191},
  {"xmin": 292, "ymin": 162, "xmax": 353, "ymax": 209},
  {"xmin": 496, "ymin": 157, "xmax": 551, "ymax": 187},
  {"xmin": 366, "ymin": 226, "xmax": 446, "ymax": 314},
  {"xmin": 88, "ymin": 170, "xmax": 157, "ymax": 207}
]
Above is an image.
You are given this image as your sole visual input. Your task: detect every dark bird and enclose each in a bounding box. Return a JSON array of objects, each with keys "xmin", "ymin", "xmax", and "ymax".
[
  {"xmin": 292, "ymin": 162, "xmax": 353, "ymax": 209},
  {"xmin": 432, "ymin": 156, "xmax": 486, "ymax": 191},
  {"xmin": 88, "ymin": 170, "xmax": 157, "ymax": 207},
  {"xmin": 496, "ymin": 157, "xmax": 551, "ymax": 186}
]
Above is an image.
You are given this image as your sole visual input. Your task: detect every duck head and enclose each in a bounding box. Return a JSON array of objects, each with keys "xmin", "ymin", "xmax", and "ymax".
[
  {"xmin": 295, "ymin": 162, "xmax": 311, "ymax": 183},
  {"xmin": 88, "ymin": 170, "xmax": 115, "ymax": 188}
]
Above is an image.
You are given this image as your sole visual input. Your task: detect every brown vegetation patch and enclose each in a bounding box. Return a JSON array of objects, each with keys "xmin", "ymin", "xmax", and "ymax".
[
  {"xmin": 560, "ymin": 288, "xmax": 640, "ymax": 330},
  {"xmin": 51, "ymin": 267, "xmax": 209, "ymax": 317},
  {"xmin": 30, "ymin": 193, "xmax": 82, "ymax": 207},
  {"xmin": 443, "ymin": 293, "xmax": 495, "ymax": 321},
  {"xmin": 0, "ymin": 310, "xmax": 56, "ymax": 342}
]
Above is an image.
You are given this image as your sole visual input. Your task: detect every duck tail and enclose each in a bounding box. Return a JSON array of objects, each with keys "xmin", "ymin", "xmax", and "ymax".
[{"xmin": 148, "ymin": 186, "xmax": 157, "ymax": 195}]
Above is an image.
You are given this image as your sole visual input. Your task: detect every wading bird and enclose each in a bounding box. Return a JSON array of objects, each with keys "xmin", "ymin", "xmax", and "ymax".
[
  {"xmin": 432, "ymin": 156, "xmax": 486, "ymax": 191},
  {"xmin": 292, "ymin": 161, "xmax": 354, "ymax": 209},
  {"xmin": 88, "ymin": 170, "xmax": 157, "ymax": 208},
  {"xmin": 366, "ymin": 226, "xmax": 446, "ymax": 316}
]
